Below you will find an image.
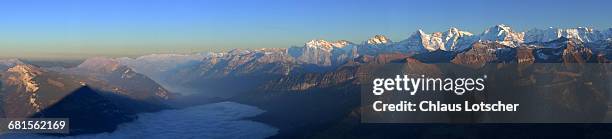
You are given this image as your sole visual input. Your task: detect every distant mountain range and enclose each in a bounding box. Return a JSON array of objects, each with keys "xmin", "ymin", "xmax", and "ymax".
[
  {"xmin": 1, "ymin": 24, "xmax": 611, "ymax": 136},
  {"xmin": 111, "ymin": 24, "xmax": 611, "ymax": 93}
]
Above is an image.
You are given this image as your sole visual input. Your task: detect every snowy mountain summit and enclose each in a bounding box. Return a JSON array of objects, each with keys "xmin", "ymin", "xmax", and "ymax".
[
  {"xmin": 367, "ymin": 35, "xmax": 392, "ymax": 45},
  {"xmin": 479, "ymin": 24, "xmax": 525, "ymax": 47}
]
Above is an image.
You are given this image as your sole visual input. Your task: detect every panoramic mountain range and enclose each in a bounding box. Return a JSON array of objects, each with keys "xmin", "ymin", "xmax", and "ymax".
[
  {"xmin": 114, "ymin": 24, "xmax": 612, "ymax": 94},
  {"xmin": 1, "ymin": 24, "xmax": 611, "ymax": 137}
]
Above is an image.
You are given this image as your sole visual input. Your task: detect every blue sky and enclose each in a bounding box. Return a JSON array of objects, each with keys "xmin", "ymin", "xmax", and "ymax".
[{"xmin": 1, "ymin": 0, "xmax": 611, "ymax": 59}]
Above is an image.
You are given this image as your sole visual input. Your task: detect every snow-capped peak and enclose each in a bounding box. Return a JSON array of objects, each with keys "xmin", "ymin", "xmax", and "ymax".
[
  {"xmin": 305, "ymin": 39, "xmax": 352, "ymax": 51},
  {"xmin": 410, "ymin": 29, "xmax": 438, "ymax": 51},
  {"xmin": 7, "ymin": 64, "xmax": 42, "ymax": 93},
  {"xmin": 7, "ymin": 64, "xmax": 42, "ymax": 111},
  {"xmin": 525, "ymin": 26, "xmax": 605, "ymax": 43},
  {"xmin": 402, "ymin": 27, "xmax": 475, "ymax": 51},
  {"xmin": 367, "ymin": 35, "xmax": 391, "ymax": 45},
  {"xmin": 443, "ymin": 27, "xmax": 475, "ymax": 51},
  {"xmin": 563, "ymin": 27, "xmax": 600, "ymax": 42},
  {"xmin": 446, "ymin": 27, "xmax": 473, "ymax": 37},
  {"xmin": 482, "ymin": 24, "xmax": 516, "ymax": 37},
  {"xmin": 416, "ymin": 29, "xmax": 428, "ymax": 37},
  {"xmin": 480, "ymin": 24, "xmax": 525, "ymax": 47},
  {"xmin": 496, "ymin": 24, "xmax": 512, "ymax": 31}
]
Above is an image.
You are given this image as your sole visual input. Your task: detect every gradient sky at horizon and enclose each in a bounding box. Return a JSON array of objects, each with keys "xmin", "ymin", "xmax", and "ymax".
[{"xmin": 1, "ymin": 0, "xmax": 611, "ymax": 60}]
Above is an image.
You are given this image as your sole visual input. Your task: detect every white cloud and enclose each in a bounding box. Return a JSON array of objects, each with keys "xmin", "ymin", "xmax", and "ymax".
[{"xmin": 3, "ymin": 102, "xmax": 278, "ymax": 139}]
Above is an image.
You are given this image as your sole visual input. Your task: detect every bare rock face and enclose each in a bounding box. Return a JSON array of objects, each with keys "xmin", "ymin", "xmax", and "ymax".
[
  {"xmin": 189, "ymin": 48, "xmax": 296, "ymax": 78},
  {"xmin": 5, "ymin": 64, "xmax": 43, "ymax": 113},
  {"xmin": 7, "ymin": 65, "xmax": 41, "ymax": 93},
  {"xmin": 372, "ymin": 53, "xmax": 412, "ymax": 64},
  {"xmin": 263, "ymin": 53, "xmax": 411, "ymax": 91},
  {"xmin": 451, "ymin": 41, "xmax": 506, "ymax": 68},
  {"xmin": 264, "ymin": 66, "xmax": 358, "ymax": 91},
  {"xmin": 561, "ymin": 38, "xmax": 594, "ymax": 64},
  {"xmin": 517, "ymin": 47, "xmax": 535, "ymax": 64},
  {"xmin": 529, "ymin": 37, "xmax": 599, "ymax": 64}
]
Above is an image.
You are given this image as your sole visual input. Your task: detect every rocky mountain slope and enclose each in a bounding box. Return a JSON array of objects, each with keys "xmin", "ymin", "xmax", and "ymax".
[{"xmin": 0, "ymin": 59, "xmax": 173, "ymax": 135}]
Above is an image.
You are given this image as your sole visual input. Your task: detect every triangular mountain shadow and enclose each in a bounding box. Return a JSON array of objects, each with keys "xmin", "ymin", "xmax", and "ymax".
[
  {"xmin": 29, "ymin": 86, "xmax": 135, "ymax": 136},
  {"xmin": 30, "ymin": 85, "xmax": 171, "ymax": 136},
  {"xmin": 97, "ymin": 88, "xmax": 170, "ymax": 115}
]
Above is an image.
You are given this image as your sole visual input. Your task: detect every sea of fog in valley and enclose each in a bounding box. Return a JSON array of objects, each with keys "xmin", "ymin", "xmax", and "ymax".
[{"xmin": 2, "ymin": 102, "xmax": 278, "ymax": 139}]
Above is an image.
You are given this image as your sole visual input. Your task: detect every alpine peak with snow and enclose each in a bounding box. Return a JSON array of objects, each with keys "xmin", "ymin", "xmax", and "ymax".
[
  {"xmin": 479, "ymin": 24, "xmax": 525, "ymax": 47},
  {"xmin": 367, "ymin": 35, "xmax": 392, "ymax": 45}
]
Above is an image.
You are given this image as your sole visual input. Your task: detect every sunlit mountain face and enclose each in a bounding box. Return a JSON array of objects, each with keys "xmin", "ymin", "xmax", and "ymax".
[{"xmin": 1, "ymin": 24, "xmax": 611, "ymax": 138}]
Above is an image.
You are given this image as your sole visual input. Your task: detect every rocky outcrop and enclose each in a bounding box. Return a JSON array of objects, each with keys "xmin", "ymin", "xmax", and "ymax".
[
  {"xmin": 451, "ymin": 41, "xmax": 506, "ymax": 68},
  {"xmin": 6, "ymin": 65, "xmax": 43, "ymax": 112}
]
